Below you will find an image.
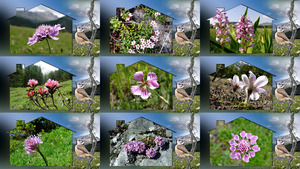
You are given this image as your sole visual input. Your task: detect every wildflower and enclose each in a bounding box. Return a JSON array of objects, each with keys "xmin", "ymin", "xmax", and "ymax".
[
  {"xmin": 137, "ymin": 142, "xmax": 146, "ymax": 153},
  {"xmin": 149, "ymin": 127, "xmax": 155, "ymax": 131},
  {"xmin": 124, "ymin": 141, "xmax": 138, "ymax": 153},
  {"xmin": 131, "ymin": 71, "xmax": 159, "ymax": 100},
  {"xmin": 150, "ymin": 20, "xmax": 157, "ymax": 28},
  {"xmin": 140, "ymin": 38, "xmax": 145, "ymax": 43},
  {"xmin": 126, "ymin": 13, "xmax": 133, "ymax": 21},
  {"xmin": 235, "ymin": 15, "xmax": 255, "ymax": 53},
  {"xmin": 135, "ymin": 44, "xmax": 140, "ymax": 50},
  {"xmin": 228, "ymin": 75, "xmax": 244, "ymax": 92},
  {"xmin": 27, "ymin": 90, "xmax": 35, "ymax": 99},
  {"xmin": 28, "ymin": 24, "xmax": 65, "ymax": 46},
  {"xmin": 37, "ymin": 88, "xmax": 47, "ymax": 96},
  {"xmin": 146, "ymin": 148, "xmax": 157, "ymax": 158},
  {"xmin": 154, "ymin": 136, "xmax": 165, "ymax": 147},
  {"xmin": 131, "ymin": 40, "xmax": 136, "ymax": 46},
  {"xmin": 24, "ymin": 135, "xmax": 43, "ymax": 155},
  {"xmin": 45, "ymin": 79, "xmax": 59, "ymax": 94},
  {"xmin": 28, "ymin": 79, "xmax": 38, "ymax": 87},
  {"xmin": 128, "ymin": 49, "xmax": 135, "ymax": 53},
  {"xmin": 154, "ymin": 12, "xmax": 161, "ymax": 17},
  {"xmin": 229, "ymin": 131, "xmax": 260, "ymax": 163},
  {"xmin": 212, "ymin": 9, "xmax": 230, "ymax": 46},
  {"xmin": 241, "ymin": 71, "xmax": 268, "ymax": 102},
  {"xmin": 154, "ymin": 30, "xmax": 160, "ymax": 36}
]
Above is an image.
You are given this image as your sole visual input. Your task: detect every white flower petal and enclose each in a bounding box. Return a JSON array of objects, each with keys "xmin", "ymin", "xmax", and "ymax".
[
  {"xmin": 250, "ymin": 91, "xmax": 260, "ymax": 100},
  {"xmin": 233, "ymin": 75, "xmax": 239, "ymax": 84},
  {"xmin": 254, "ymin": 75, "xmax": 268, "ymax": 87},
  {"xmin": 242, "ymin": 74, "xmax": 249, "ymax": 85}
]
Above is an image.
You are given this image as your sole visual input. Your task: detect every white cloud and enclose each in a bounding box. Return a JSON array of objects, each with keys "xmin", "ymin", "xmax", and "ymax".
[
  {"xmin": 270, "ymin": 117, "xmax": 279, "ymax": 122},
  {"xmin": 34, "ymin": 61, "xmax": 58, "ymax": 74},
  {"xmin": 70, "ymin": 116, "xmax": 80, "ymax": 122},
  {"xmin": 170, "ymin": 60, "xmax": 179, "ymax": 66},
  {"xmin": 70, "ymin": 4, "xmax": 80, "ymax": 10},
  {"xmin": 270, "ymin": 60, "xmax": 279, "ymax": 66},
  {"xmin": 270, "ymin": 4, "xmax": 280, "ymax": 10},
  {"xmin": 170, "ymin": 117, "xmax": 179, "ymax": 122},
  {"xmin": 170, "ymin": 4, "xmax": 179, "ymax": 10},
  {"xmin": 70, "ymin": 60, "xmax": 79, "ymax": 66}
]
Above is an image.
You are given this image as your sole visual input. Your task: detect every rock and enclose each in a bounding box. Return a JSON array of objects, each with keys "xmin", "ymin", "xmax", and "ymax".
[
  {"xmin": 112, "ymin": 133, "xmax": 120, "ymax": 143},
  {"xmin": 113, "ymin": 150, "xmax": 128, "ymax": 166}
]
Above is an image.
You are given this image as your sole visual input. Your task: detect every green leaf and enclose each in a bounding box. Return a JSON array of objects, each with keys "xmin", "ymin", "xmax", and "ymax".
[
  {"xmin": 243, "ymin": 7, "xmax": 249, "ymax": 21},
  {"xmin": 253, "ymin": 16, "xmax": 260, "ymax": 34}
]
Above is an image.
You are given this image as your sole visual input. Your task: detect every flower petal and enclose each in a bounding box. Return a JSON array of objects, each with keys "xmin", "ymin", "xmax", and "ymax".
[
  {"xmin": 249, "ymin": 71, "xmax": 256, "ymax": 84},
  {"xmin": 230, "ymin": 146, "xmax": 236, "ymax": 152},
  {"xmin": 242, "ymin": 154, "xmax": 250, "ymax": 163},
  {"xmin": 242, "ymin": 74, "xmax": 249, "ymax": 85},
  {"xmin": 147, "ymin": 80, "xmax": 159, "ymax": 89},
  {"xmin": 246, "ymin": 133, "xmax": 252, "ymax": 140},
  {"xmin": 140, "ymin": 87, "xmax": 151, "ymax": 99},
  {"xmin": 240, "ymin": 131, "xmax": 246, "ymax": 138},
  {"xmin": 131, "ymin": 85, "xmax": 141, "ymax": 95},
  {"xmin": 235, "ymin": 152, "xmax": 241, "ymax": 159},
  {"xmin": 228, "ymin": 78, "xmax": 233, "ymax": 83},
  {"xmin": 147, "ymin": 72, "xmax": 158, "ymax": 81},
  {"xmin": 249, "ymin": 151, "xmax": 256, "ymax": 157},
  {"xmin": 233, "ymin": 75, "xmax": 239, "ymax": 84},
  {"xmin": 250, "ymin": 91, "xmax": 260, "ymax": 100},
  {"xmin": 234, "ymin": 134, "xmax": 239, "ymax": 140},
  {"xmin": 256, "ymin": 87, "xmax": 267, "ymax": 95},
  {"xmin": 254, "ymin": 75, "xmax": 268, "ymax": 87},
  {"xmin": 252, "ymin": 145, "xmax": 260, "ymax": 152},
  {"xmin": 133, "ymin": 71, "xmax": 144, "ymax": 81},
  {"xmin": 230, "ymin": 152, "xmax": 236, "ymax": 159},
  {"xmin": 229, "ymin": 139, "xmax": 236, "ymax": 146}
]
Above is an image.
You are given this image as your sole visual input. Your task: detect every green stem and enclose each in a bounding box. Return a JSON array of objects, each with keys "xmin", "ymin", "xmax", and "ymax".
[
  {"xmin": 51, "ymin": 94, "xmax": 58, "ymax": 109},
  {"xmin": 148, "ymin": 87, "xmax": 169, "ymax": 105},
  {"xmin": 37, "ymin": 148, "xmax": 48, "ymax": 166},
  {"xmin": 45, "ymin": 38, "xmax": 51, "ymax": 54}
]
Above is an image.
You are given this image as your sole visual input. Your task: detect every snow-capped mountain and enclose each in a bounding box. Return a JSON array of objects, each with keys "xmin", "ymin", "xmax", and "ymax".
[
  {"xmin": 176, "ymin": 78, "xmax": 200, "ymax": 88},
  {"xmin": 277, "ymin": 22, "xmax": 300, "ymax": 32},
  {"xmin": 76, "ymin": 21, "xmax": 100, "ymax": 32},
  {"xmin": 176, "ymin": 21, "xmax": 200, "ymax": 32},
  {"xmin": 276, "ymin": 134, "xmax": 300, "ymax": 145},
  {"xmin": 176, "ymin": 134, "xmax": 200, "ymax": 144},
  {"xmin": 76, "ymin": 78, "xmax": 100, "ymax": 89},
  {"xmin": 276, "ymin": 78, "xmax": 300, "ymax": 89}
]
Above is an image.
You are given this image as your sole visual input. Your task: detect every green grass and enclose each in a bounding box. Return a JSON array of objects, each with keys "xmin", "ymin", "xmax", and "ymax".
[
  {"xmin": 73, "ymin": 95, "xmax": 100, "ymax": 113},
  {"xmin": 72, "ymin": 152, "xmax": 100, "ymax": 169},
  {"xmin": 10, "ymin": 80, "xmax": 73, "ymax": 111},
  {"xmin": 10, "ymin": 25, "xmax": 100, "ymax": 56},
  {"xmin": 210, "ymin": 118, "xmax": 273, "ymax": 166},
  {"xmin": 71, "ymin": 39, "xmax": 100, "ymax": 57},
  {"xmin": 272, "ymin": 152, "xmax": 300, "ymax": 169},
  {"xmin": 173, "ymin": 39, "xmax": 200, "ymax": 57},
  {"xmin": 210, "ymin": 27, "xmax": 272, "ymax": 54},
  {"xmin": 272, "ymin": 95, "xmax": 300, "ymax": 113},
  {"xmin": 10, "ymin": 127, "xmax": 73, "ymax": 166},
  {"xmin": 10, "ymin": 25, "xmax": 72, "ymax": 54},
  {"xmin": 273, "ymin": 39, "xmax": 300, "ymax": 56},
  {"xmin": 172, "ymin": 95, "xmax": 200, "ymax": 113}
]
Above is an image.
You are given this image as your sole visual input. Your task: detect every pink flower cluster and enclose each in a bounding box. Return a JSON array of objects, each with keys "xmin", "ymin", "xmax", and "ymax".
[
  {"xmin": 27, "ymin": 90, "xmax": 35, "ymax": 99},
  {"xmin": 150, "ymin": 20, "xmax": 157, "ymax": 28},
  {"xmin": 154, "ymin": 136, "xmax": 165, "ymax": 147},
  {"xmin": 38, "ymin": 87, "xmax": 48, "ymax": 96},
  {"xmin": 146, "ymin": 148, "xmax": 157, "ymax": 158},
  {"xmin": 235, "ymin": 15, "xmax": 255, "ymax": 53},
  {"xmin": 129, "ymin": 35, "xmax": 159, "ymax": 53},
  {"xmin": 212, "ymin": 9, "xmax": 230, "ymax": 45},
  {"xmin": 124, "ymin": 141, "xmax": 146, "ymax": 154},
  {"xmin": 45, "ymin": 79, "xmax": 59, "ymax": 94},
  {"xmin": 28, "ymin": 79, "xmax": 38, "ymax": 87},
  {"xmin": 28, "ymin": 24, "xmax": 64, "ymax": 46},
  {"xmin": 229, "ymin": 131, "xmax": 260, "ymax": 163},
  {"xmin": 24, "ymin": 135, "xmax": 43, "ymax": 155}
]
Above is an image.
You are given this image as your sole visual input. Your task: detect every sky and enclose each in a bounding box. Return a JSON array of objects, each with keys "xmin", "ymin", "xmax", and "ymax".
[
  {"xmin": 201, "ymin": 113, "xmax": 300, "ymax": 140},
  {"xmin": 0, "ymin": 113, "xmax": 100, "ymax": 139},
  {"xmin": 201, "ymin": 56, "xmax": 300, "ymax": 83},
  {"xmin": 101, "ymin": 0, "xmax": 200, "ymax": 26},
  {"xmin": 2, "ymin": 57, "xmax": 100, "ymax": 82},
  {"xmin": 101, "ymin": 56, "xmax": 200, "ymax": 83},
  {"xmin": 267, "ymin": 0, "xmax": 300, "ymax": 25},
  {"xmin": 1, "ymin": 0, "xmax": 100, "ymax": 26},
  {"xmin": 101, "ymin": 113, "xmax": 200, "ymax": 139}
]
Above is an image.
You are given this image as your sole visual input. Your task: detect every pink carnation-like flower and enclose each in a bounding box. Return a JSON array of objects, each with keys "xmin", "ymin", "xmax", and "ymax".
[
  {"xmin": 229, "ymin": 131, "xmax": 260, "ymax": 163},
  {"xmin": 24, "ymin": 135, "xmax": 43, "ymax": 155},
  {"xmin": 28, "ymin": 24, "xmax": 64, "ymax": 46},
  {"xmin": 131, "ymin": 71, "xmax": 159, "ymax": 100},
  {"xmin": 28, "ymin": 79, "xmax": 38, "ymax": 87}
]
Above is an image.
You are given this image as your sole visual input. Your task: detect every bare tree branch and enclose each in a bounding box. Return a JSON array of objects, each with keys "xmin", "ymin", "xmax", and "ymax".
[{"xmin": 186, "ymin": 0, "xmax": 197, "ymax": 57}]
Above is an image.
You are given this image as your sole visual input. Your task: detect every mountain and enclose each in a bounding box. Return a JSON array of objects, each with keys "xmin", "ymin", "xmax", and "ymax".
[
  {"xmin": 76, "ymin": 21, "xmax": 100, "ymax": 32},
  {"xmin": 17, "ymin": 11, "xmax": 60, "ymax": 23},
  {"xmin": 176, "ymin": 134, "xmax": 200, "ymax": 144},
  {"xmin": 75, "ymin": 134, "xmax": 100, "ymax": 145},
  {"xmin": 76, "ymin": 78, "xmax": 100, "ymax": 89},
  {"xmin": 233, "ymin": 60, "xmax": 252, "ymax": 71},
  {"xmin": 276, "ymin": 78, "xmax": 300, "ymax": 89},
  {"xmin": 277, "ymin": 22, "xmax": 300, "ymax": 32},
  {"xmin": 176, "ymin": 78, "xmax": 200, "ymax": 88},
  {"xmin": 176, "ymin": 21, "xmax": 200, "ymax": 32}
]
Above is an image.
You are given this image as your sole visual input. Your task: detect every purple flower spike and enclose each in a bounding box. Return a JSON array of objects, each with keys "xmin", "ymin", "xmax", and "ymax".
[
  {"xmin": 235, "ymin": 15, "xmax": 255, "ymax": 53},
  {"xmin": 212, "ymin": 9, "xmax": 231, "ymax": 46},
  {"xmin": 229, "ymin": 131, "xmax": 260, "ymax": 163},
  {"xmin": 154, "ymin": 136, "xmax": 165, "ymax": 147},
  {"xmin": 146, "ymin": 148, "xmax": 157, "ymax": 158},
  {"xmin": 24, "ymin": 135, "xmax": 43, "ymax": 155}
]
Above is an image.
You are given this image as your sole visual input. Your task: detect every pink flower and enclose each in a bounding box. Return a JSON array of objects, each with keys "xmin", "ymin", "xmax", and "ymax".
[
  {"xmin": 235, "ymin": 15, "xmax": 255, "ymax": 53},
  {"xmin": 228, "ymin": 75, "xmax": 244, "ymax": 92},
  {"xmin": 154, "ymin": 30, "xmax": 160, "ymax": 36},
  {"xmin": 131, "ymin": 40, "xmax": 136, "ymax": 46},
  {"xmin": 150, "ymin": 20, "xmax": 157, "ymax": 27},
  {"xmin": 229, "ymin": 131, "xmax": 260, "ymax": 163},
  {"xmin": 28, "ymin": 79, "xmax": 38, "ymax": 87},
  {"xmin": 28, "ymin": 24, "xmax": 64, "ymax": 46},
  {"xmin": 135, "ymin": 44, "xmax": 140, "ymax": 50},
  {"xmin": 146, "ymin": 148, "xmax": 157, "ymax": 158},
  {"xmin": 131, "ymin": 71, "xmax": 159, "ymax": 100},
  {"xmin": 154, "ymin": 136, "xmax": 165, "ymax": 147},
  {"xmin": 241, "ymin": 71, "xmax": 268, "ymax": 101},
  {"xmin": 38, "ymin": 87, "xmax": 47, "ymax": 96},
  {"xmin": 154, "ymin": 12, "xmax": 161, "ymax": 17},
  {"xmin": 212, "ymin": 9, "xmax": 230, "ymax": 46},
  {"xmin": 45, "ymin": 79, "xmax": 59, "ymax": 94},
  {"xmin": 27, "ymin": 90, "xmax": 35, "ymax": 98},
  {"xmin": 140, "ymin": 38, "xmax": 145, "ymax": 43},
  {"xmin": 128, "ymin": 49, "xmax": 135, "ymax": 53},
  {"xmin": 24, "ymin": 135, "xmax": 43, "ymax": 155}
]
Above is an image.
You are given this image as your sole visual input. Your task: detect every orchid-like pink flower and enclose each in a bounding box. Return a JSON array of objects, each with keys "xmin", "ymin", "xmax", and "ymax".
[
  {"xmin": 235, "ymin": 15, "xmax": 255, "ymax": 53},
  {"xmin": 28, "ymin": 79, "xmax": 38, "ymax": 88},
  {"xmin": 229, "ymin": 131, "xmax": 260, "ymax": 163},
  {"xmin": 241, "ymin": 71, "xmax": 268, "ymax": 103},
  {"xmin": 228, "ymin": 75, "xmax": 244, "ymax": 92},
  {"xmin": 131, "ymin": 71, "xmax": 159, "ymax": 99},
  {"xmin": 24, "ymin": 135, "xmax": 43, "ymax": 155},
  {"xmin": 212, "ymin": 9, "xmax": 230, "ymax": 46}
]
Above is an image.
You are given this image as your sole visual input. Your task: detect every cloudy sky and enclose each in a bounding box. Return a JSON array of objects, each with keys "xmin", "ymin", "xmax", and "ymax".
[
  {"xmin": 101, "ymin": 56, "xmax": 200, "ymax": 83},
  {"xmin": 101, "ymin": 0, "xmax": 200, "ymax": 26},
  {"xmin": 0, "ymin": 113, "xmax": 100, "ymax": 138},
  {"xmin": 1, "ymin": 0, "xmax": 100, "ymax": 26},
  {"xmin": 267, "ymin": 0, "xmax": 300, "ymax": 25},
  {"xmin": 101, "ymin": 113, "xmax": 200, "ymax": 139},
  {"xmin": 202, "ymin": 113, "xmax": 300, "ymax": 139},
  {"xmin": 2, "ymin": 57, "xmax": 100, "ymax": 82},
  {"xmin": 202, "ymin": 56, "xmax": 300, "ymax": 83}
]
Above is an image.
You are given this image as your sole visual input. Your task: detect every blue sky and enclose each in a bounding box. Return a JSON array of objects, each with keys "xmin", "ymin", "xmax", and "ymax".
[
  {"xmin": 1, "ymin": 0, "xmax": 100, "ymax": 26},
  {"xmin": 201, "ymin": 56, "xmax": 300, "ymax": 82},
  {"xmin": 1, "ymin": 57, "xmax": 100, "ymax": 82},
  {"xmin": 0, "ymin": 113, "xmax": 100, "ymax": 138},
  {"xmin": 101, "ymin": 56, "xmax": 200, "ymax": 83},
  {"xmin": 101, "ymin": 113, "xmax": 200, "ymax": 139},
  {"xmin": 101, "ymin": 0, "xmax": 200, "ymax": 26},
  {"xmin": 201, "ymin": 113, "xmax": 300, "ymax": 140}
]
